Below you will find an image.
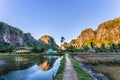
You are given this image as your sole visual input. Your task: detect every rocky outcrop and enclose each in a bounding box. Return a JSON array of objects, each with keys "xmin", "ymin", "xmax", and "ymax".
[
  {"xmin": 76, "ymin": 28, "xmax": 95, "ymax": 47},
  {"xmin": 0, "ymin": 22, "xmax": 39, "ymax": 46},
  {"xmin": 0, "ymin": 22, "xmax": 58, "ymax": 48},
  {"xmin": 96, "ymin": 18, "xmax": 120, "ymax": 46},
  {"xmin": 0, "ymin": 22, "xmax": 24, "ymax": 46},
  {"xmin": 39, "ymin": 35, "xmax": 58, "ymax": 48},
  {"xmin": 24, "ymin": 33, "xmax": 39, "ymax": 45},
  {"xmin": 65, "ymin": 17, "xmax": 120, "ymax": 48}
]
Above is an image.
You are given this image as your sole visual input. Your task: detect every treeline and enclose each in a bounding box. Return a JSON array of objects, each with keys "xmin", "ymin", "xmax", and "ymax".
[
  {"xmin": 65, "ymin": 43, "xmax": 120, "ymax": 53},
  {"xmin": 0, "ymin": 42, "xmax": 15, "ymax": 53},
  {"xmin": 0, "ymin": 43, "xmax": 45, "ymax": 53},
  {"xmin": 0, "ymin": 42, "xmax": 58, "ymax": 53}
]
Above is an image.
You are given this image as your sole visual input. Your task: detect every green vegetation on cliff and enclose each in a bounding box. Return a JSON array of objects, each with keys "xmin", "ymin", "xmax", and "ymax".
[{"xmin": 62, "ymin": 17, "xmax": 120, "ymax": 53}]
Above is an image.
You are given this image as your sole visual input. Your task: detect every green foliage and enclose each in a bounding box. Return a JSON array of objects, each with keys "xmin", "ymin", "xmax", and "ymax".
[
  {"xmin": 66, "ymin": 45, "xmax": 76, "ymax": 52},
  {"xmin": 54, "ymin": 54, "xmax": 66, "ymax": 80},
  {"xmin": 0, "ymin": 42, "xmax": 14, "ymax": 53},
  {"xmin": 60, "ymin": 36, "xmax": 65, "ymax": 43},
  {"xmin": 90, "ymin": 42, "xmax": 94, "ymax": 48},
  {"xmin": 23, "ymin": 33, "xmax": 39, "ymax": 46},
  {"xmin": 109, "ymin": 44, "xmax": 118, "ymax": 52},
  {"xmin": 83, "ymin": 46, "xmax": 89, "ymax": 52},
  {"xmin": 31, "ymin": 44, "xmax": 44, "ymax": 53},
  {"xmin": 100, "ymin": 44, "xmax": 107, "ymax": 52},
  {"xmin": 68, "ymin": 54, "xmax": 90, "ymax": 80},
  {"xmin": 94, "ymin": 47, "xmax": 102, "ymax": 52}
]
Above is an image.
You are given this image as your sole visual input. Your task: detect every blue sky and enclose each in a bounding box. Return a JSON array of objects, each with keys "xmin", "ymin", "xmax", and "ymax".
[{"xmin": 0, "ymin": 0, "xmax": 120, "ymax": 45}]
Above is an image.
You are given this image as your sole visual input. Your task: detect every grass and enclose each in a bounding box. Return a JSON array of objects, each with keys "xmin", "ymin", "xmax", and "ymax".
[
  {"xmin": 93, "ymin": 66, "xmax": 120, "ymax": 80},
  {"xmin": 0, "ymin": 53, "xmax": 35, "ymax": 56},
  {"xmin": 0, "ymin": 53, "xmax": 64, "ymax": 56},
  {"xmin": 68, "ymin": 54, "xmax": 91, "ymax": 80},
  {"xmin": 75, "ymin": 54, "xmax": 120, "ymax": 64},
  {"xmin": 54, "ymin": 54, "xmax": 66, "ymax": 80}
]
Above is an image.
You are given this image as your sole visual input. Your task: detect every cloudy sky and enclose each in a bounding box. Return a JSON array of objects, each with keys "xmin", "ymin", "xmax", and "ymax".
[{"xmin": 0, "ymin": 0, "xmax": 120, "ymax": 45}]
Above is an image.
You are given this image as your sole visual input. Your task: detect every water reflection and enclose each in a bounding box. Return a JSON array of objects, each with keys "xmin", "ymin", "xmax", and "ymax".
[
  {"xmin": 0, "ymin": 56, "xmax": 33, "ymax": 75},
  {"xmin": 40, "ymin": 61, "xmax": 50, "ymax": 71},
  {"xmin": 0, "ymin": 60, "xmax": 5, "ymax": 65},
  {"xmin": 15, "ymin": 57, "xmax": 28, "ymax": 62},
  {"xmin": 0, "ymin": 56, "xmax": 62, "ymax": 80}
]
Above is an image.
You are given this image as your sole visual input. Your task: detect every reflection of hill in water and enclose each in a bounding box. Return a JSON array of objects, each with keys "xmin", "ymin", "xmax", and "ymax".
[
  {"xmin": 0, "ymin": 57, "xmax": 63, "ymax": 80},
  {"xmin": 40, "ymin": 61, "xmax": 49, "ymax": 71},
  {"xmin": 0, "ymin": 55, "xmax": 57, "ymax": 75}
]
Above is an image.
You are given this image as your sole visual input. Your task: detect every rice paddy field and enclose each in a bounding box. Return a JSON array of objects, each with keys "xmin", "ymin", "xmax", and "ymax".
[
  {"xmin": 93, "ymin": 66, "xmax": 120, "ymax": 80},
  {"xmin": 74, "ymin": 54, "xmax": 120, "ymax": 80}
]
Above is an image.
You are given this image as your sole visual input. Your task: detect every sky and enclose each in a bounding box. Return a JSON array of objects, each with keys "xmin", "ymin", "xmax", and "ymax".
[{"xmin": 0, "ymin": 0, "xmax": 120, "ymax": 45}]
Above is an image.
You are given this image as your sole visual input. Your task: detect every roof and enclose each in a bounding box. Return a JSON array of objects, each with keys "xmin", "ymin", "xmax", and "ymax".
[{"xmin": 47, "ymin": 49, "xmax": 54, "ymax": 53}]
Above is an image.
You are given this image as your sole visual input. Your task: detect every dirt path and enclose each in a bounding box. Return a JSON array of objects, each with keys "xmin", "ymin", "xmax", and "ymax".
[{"xmin": 63, "ymin": 54, "xmax": 78, "ymax": 80}]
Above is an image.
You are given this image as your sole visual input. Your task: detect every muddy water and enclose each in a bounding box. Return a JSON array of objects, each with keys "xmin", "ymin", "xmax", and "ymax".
[
  {"xmin": 92, "ymin": 65, "xmax": 120, "ymax": 80},
  {"xmin": 79, "ymin": 63, "xmax": 109, "ymax": 80}
]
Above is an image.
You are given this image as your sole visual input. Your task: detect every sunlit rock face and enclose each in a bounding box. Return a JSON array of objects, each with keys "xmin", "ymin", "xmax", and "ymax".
[
  {"xmin": 39, "ymin": 35, "xmax": 58, "ymax": 48},
  {"xmin": 76, "ymin": 28, "xmax": 95, "ymax": 47},
  {"xmin": 63, "ymin": 17, "xmax": 120, "ymax": 48}
]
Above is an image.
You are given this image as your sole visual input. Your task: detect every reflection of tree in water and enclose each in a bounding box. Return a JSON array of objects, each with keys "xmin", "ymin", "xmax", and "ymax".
[
  {"xmin": 0, "ymin": 57, "xmax": 16, "ymax": 75},
  {"xmin": 0, "ymin": 55, "xmax": 57, "ymax": 76},
  {"xmin": 0, "ymin": 56, "xmax": 34, "ymax": 75}
]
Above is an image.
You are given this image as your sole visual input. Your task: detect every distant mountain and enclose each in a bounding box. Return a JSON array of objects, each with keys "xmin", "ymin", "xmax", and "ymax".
[
  {"xmin": 0, "ymin": 22, "xmax": 58, "ymax": 48},
  {"xmin": 63, "ymin": 17, "xmax": 120, "ymax": 49},
  {"xmin": 0, "ymin": 22, "xmax": 24, "ymax": 46},
  {"xmin": 39, "ymin": 35, "xmax": 58, "ymax": 49},
  {"xmin": 23, "ymin": 33, "xmax": 39, "ymax": 45}
]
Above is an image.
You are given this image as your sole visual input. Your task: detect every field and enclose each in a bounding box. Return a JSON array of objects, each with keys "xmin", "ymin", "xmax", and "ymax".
[
  {"xmin": 93, "ymin": 66, "xmax": 120, "ymax": 80},
  {"xmin": 74, "ymin": 54, "xmax": 120, "ymax": 80},
  {"xmin": 75, "ymin": 54, "xmax": 120, "ymax": 64}
]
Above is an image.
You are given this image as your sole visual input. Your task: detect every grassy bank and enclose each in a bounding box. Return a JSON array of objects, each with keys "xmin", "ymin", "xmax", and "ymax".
[
  {"xmin": 54, "ymin": 54, "xmax": 66, "ymax": 80},
  {"xmin": 0, "ymin": 53, "xmax": 63, "ymax": 56},
  {"xmin": 68, "ymin": 54, "xmax": 91, "ymax": 80}
]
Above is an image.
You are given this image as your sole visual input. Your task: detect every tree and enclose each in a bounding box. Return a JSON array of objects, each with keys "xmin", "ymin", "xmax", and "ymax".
[
  {"xmin": 61, "ymin": 36, "xmax": 65, "ymax": 43},
  {"xmin": 31, "ymin": 45, "xmax": 44, "ymax": 53},
  {"xmin": 110, "ymin": 44, "xmax": 117, "ymax": 52},
  {"xmin": 83, "ymin": 46, "xmax": 89, "ymax": 52},
  {"xmin": 0, "ymin": 42, "xmax": 14, "ymax": 53},
  {"xmin": 66, "ymin": 45, "xmax": 75, "ymax": 52},
  {"xmin": 91, "ymin": 42, "xmax": 94, "ymax": 49},
  {"xmin": 117, "ymin": 43, "xmax": 120, "ymax": 52},
  {"xmin": 60, "ymin": 36, "xmax": 65, "ymax": 54},
  {"xmin": 100, "ymin": 44, "xmax": 106, "ymax": 52}
]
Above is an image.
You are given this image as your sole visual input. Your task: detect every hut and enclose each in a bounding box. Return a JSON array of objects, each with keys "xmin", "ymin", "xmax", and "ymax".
[{"xmin": 16, "ymin": 47, "xmax": 31, "ymax": 53}]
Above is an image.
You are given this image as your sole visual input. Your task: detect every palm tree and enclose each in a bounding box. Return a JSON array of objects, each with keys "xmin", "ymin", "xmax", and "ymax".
[
  {"xmin": 59, "ymin": 36, "xmax": 65, "ymax": 55},
  {"xmin": 61, "ymin": 36, "xmax": 65, "ymax": 43}
]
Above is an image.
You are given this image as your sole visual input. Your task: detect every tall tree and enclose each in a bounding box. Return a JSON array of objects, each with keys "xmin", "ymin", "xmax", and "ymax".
[
  {"xmin": 59, "ymin": 36, "xmax": 65, "ymax": 54},
  {"xmin": 100, "ymin": 44, "xmax": 106, "ymax": 52},
  {"xmin": 61, "ymin": 36, "xmax": 65, "ymax": 43}
]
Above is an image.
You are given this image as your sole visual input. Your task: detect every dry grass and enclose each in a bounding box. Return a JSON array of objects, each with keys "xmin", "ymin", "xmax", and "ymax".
[
  {"xmin": 93, "ymin": 66, "xmax": 120, "ymax": 80},
  {"xmin": 75, "ymin": 54, "xmax": 120, "ymax": 64}
]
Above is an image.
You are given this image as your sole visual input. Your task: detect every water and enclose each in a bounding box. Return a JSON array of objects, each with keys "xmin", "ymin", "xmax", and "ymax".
[
  {"xmin": 79, "ymin": 63, "xmax": 109, "ymax": 80},
  {"xmin": 0, "ymin": 56, "xmax": 62, "ymax": 80},
  {"xmin": 0, "ymin": 60, "xmax": 5, "ymax": 65},
  {"xmin": 0, "ymin": 56, "xmax": 35, "ymax": 75}
]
